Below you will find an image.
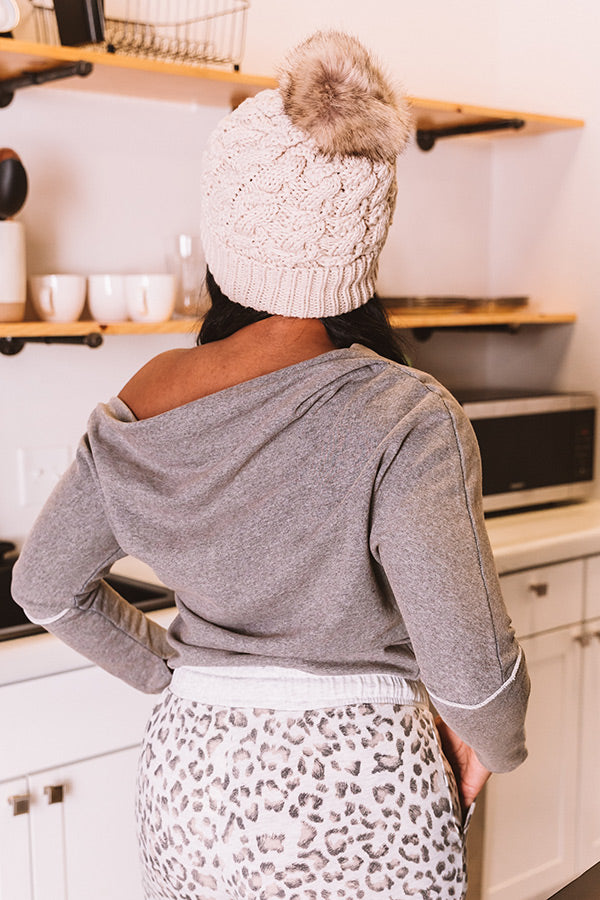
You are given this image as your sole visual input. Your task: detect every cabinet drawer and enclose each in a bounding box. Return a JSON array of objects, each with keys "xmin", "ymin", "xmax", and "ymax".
[
  {"xmin": 584, "ymin": 555, "xmax": 600, "ymax": 620},
  {"xmin": 500, "ymin": 559, "xmax": 584, "ymax": 638},
  {"xmin": 0, "ymin": 667, "xmax": 159, "ymax": 779}
]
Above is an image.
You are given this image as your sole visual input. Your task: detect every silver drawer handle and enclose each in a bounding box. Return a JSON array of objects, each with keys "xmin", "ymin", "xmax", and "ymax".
[
  {"xmin": 8, "ymin": 794, "xmax": 30, "ymax": 816},
  {"xmin": 44, "ymin": 784, "xmax": 65, "ymax": 805},
  {"xmin": 528, "ymin": 582, "xmax": 549, "ymax": 597}
]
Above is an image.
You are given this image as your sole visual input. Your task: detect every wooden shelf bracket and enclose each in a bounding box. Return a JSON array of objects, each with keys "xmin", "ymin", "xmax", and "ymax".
[
  {"xmin": 416, "ymin": 117, "xmax": 526, "ymax": 151},
  {"xmin": 0, "ymin": 59, "xmax": 93, "ymax": 107},
  {"xmin": 0, "ymin": 332, "xmax": 103, "ymax": 355}
]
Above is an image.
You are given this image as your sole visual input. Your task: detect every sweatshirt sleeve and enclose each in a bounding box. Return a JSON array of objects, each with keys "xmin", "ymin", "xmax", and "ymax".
[
  {"xmin": 11, "ymin": 431, "xmax": 174, "ymax": 694},
  {"xmin": 370, "ymin": 386, "xmax": 530, "ymax": 773}
]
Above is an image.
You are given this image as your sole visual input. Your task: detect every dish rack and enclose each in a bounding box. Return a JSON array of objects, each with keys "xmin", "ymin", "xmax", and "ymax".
[{"xmin": 31, "ymin": 0, "xmax": 249, "ymax": 69}]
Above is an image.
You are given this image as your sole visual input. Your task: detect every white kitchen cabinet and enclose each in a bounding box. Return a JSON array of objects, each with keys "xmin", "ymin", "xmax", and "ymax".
[
  {"xmin": 1, "ymin": 747, "xmax": 142, "ymax": 900},
  {"xmin": 58, "ymin": 747, "xmax": 142, "ymax": 899},
  {"xmin": 577, "ymin": 619, "xmax": 600, "ymax": 873},
  {"xmin": 0, "ymin": 665, "xmax": 158, "ymax": 900},
  {"xmin": 27, "ymin": 747, "xmax": 143, "ymax": 900},
  {"xmin": 0, "ymin": 777, "xmax": 32, "ymax": 900},
  {"xmin": 575, "ymin": 556, "xmax": 600, "ymax": 874},
  {"xmin": 576, "ymin": 600, "xmax": 600, "ymax": 875},
  {"xmin": 481, "ymin": 556, "xmax": 600, "ymax": 900},
  {"xmin": 482, "ymin": 626, "xmax": 582, "ymax": 900},
  {"xmin": 584, "ymin": 555, "xmax": 600, "ymax": 619},
  {"xmin": 497, "ymin": 558, "xmax": 584, "ymax": 639}
]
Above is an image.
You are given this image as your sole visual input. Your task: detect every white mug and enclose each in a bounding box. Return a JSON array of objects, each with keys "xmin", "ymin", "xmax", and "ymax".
[
  {"xmin": 88, "ymin": 274, "xmax": 128, "ymax": 323},
  {"xmin": 29, "ymin": 275, "xmax": 87, "ymax": 323},
  {"xmin": 125, "ymin": 274, "xmax": 176, "ymax": 323}
]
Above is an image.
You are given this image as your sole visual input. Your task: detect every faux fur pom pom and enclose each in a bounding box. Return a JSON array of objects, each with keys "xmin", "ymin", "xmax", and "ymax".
[{"xmin": 279, "ymin": 31, "xmax": 412, "ymax": 163}]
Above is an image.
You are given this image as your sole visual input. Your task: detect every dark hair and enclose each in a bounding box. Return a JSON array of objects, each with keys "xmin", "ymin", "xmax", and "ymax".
[
  {"xmin": 198, "ymin": 269, "xmax": 272, "ymax": 344},
  {"xmin": 321, "ymin": 298, "xmax": 408, "ymax": 366},
  {"xmin": 198, "ymin": 269, "xmax": 409, "ymax": 366}
]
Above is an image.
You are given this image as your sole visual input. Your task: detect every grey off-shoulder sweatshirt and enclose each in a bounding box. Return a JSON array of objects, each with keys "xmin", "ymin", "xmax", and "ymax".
[{"xmin": 12, "ymin": 344, "xmax": 529, "ymax": 772}]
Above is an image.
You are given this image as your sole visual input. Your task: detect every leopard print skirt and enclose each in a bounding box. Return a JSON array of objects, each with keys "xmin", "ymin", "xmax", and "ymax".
[{"xmin": 136, "ymin": 671, "xmax": 468, "ymax": 900}]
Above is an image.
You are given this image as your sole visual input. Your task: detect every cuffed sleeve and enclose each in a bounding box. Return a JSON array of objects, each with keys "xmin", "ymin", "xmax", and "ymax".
[
  {"xmin": 370, "ymin": 388, "xmax": 530, "ymax": 772},
  {"xmin": 11, "ymin": 432, "xmax": 174, "ymax": 694}
]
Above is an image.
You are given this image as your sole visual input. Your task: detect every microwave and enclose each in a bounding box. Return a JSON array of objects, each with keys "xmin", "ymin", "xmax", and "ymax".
[{"xmin": 456, "ymin": 389, "xmax": 596, "ymax": 514}]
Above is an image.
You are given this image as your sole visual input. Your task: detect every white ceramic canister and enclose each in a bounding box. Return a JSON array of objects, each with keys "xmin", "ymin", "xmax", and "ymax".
[{"xmin": 0, "ymin": 220, "xmax": 26, "ymax": 322}]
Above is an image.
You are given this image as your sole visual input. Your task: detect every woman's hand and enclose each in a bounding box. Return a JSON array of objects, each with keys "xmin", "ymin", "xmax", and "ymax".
[{"xmin": 435, "ymin": 717, "xmax": 492, "ymax": 811}]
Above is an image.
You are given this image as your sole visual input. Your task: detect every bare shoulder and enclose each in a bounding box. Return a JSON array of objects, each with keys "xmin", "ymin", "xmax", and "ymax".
[
  {"xmin": 117, "ymin": 319, "xmax": 338, "ymax": 420},
  {"xmin": 118, "ymin": 348, "xmax": 203, "ymax": 420}
]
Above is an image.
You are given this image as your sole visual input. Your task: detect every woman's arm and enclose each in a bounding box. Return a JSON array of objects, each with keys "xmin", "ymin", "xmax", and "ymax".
[
  {"xmin": 11, "ymin": 426, "xmax": 174, "ymax": 694},
  {"xmin": 370, "ymin": 386, "xmax": 530, "ymax": 773}
]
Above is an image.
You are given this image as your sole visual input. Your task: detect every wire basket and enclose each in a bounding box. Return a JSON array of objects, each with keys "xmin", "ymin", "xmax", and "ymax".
[{"xmin": 32, "ymin": 0, "xmax": 249, "ymax": 69}]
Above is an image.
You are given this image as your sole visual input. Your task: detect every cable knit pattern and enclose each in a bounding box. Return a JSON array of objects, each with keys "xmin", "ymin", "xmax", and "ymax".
[{"xmin": 200, "ymin": 89, "xmax": 399, "ymax": 318}]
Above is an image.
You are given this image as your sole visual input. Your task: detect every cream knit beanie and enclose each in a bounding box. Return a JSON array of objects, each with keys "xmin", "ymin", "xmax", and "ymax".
[{"xmin": 200, "ymin": 31, "xmax": 412, "ymax": 318}]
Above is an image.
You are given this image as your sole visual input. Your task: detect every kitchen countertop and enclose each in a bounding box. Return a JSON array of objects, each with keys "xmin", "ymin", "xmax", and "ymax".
[
  {"xmin": 486, "ymin": 498, "xmax": 600, "ymax": 573},
  {"xmin": 3, "ymin": 499, "xmax": 600, "ymax": 687}
]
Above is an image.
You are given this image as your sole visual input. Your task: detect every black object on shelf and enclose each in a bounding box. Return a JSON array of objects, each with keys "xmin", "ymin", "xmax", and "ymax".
[
  {"xmin": 0, "ymin": 155, "xmax": 27, "ymax": 219},
  {"xmin": 0, "ymin": 60, "xmax": 93, "ymax": 108},
  {"xmin": 53, "ymin": 0, "xmax": 104, "ymax": 46},
  {"xmin": 416, "ymin": 117, "xmax": 526, "ymax": 151}
]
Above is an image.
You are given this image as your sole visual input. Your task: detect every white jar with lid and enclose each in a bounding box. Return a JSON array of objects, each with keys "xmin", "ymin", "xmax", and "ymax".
[{"xmin": 0, "ymin": 220, "xmax": 26, "ymax": 322}]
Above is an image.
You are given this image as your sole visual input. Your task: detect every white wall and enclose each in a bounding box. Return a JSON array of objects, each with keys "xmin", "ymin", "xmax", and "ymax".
[
  {"xmin": 1, "ymin": 90, "xmax": 224, "ymax": 541},
  {"xmin": 246, "ymin": 0, "xmax": 600, "ymax": 399},
  {"xmin": 486, "ymin": 1, "xmax": 600, "ymax": 399},
  {"xmin": 2, "ymin": 0, "xmax": 600, "ymax": 542},
  {"xmin": 2, "ymin": 90, "xmax": 224, "ymax": 274}
]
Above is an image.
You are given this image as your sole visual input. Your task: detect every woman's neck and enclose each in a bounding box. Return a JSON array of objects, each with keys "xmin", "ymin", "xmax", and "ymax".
[
  {"xmin": 119, "ymin": 316, "xmax": 338, "ymax": 420},
  {"xmin": 223, "ymin": 316, "xmax": 337, "ymax": 369}
]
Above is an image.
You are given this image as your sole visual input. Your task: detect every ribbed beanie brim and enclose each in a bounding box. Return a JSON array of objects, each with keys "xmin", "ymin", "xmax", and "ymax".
[{"xmin": 203, "ymin": 216, "xmax": 382, "ymax": 319}]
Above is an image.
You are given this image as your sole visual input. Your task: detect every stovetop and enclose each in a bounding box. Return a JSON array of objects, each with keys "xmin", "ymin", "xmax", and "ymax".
[{"xmin": 0, "ymin": 549, "xmax": 174, "ymax": 641}]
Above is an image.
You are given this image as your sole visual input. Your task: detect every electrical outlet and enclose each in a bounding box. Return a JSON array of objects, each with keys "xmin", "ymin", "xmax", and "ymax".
[{"xmin": 17, "ymin": 446, "xmax": 72, "ymax": 508}]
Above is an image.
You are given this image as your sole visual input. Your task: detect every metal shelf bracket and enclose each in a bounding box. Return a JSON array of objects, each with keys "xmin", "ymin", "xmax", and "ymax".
[
  {"xmin": 411, "ymin": 324, "xmax": 523, "ymax": 342},
  {"xmin": 0, "ymin": 60, "xmax": 93, "ymax": 108},
  {"xmin": 0, "ymin": 333, "xmax": 103, "ymax": 355},
  {"xmin": 416, "ymin": 117, "xmax": 526, "ymax": 151}
]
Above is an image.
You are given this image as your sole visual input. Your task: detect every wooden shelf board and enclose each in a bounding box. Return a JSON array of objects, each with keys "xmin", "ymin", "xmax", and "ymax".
[
  {"xmin": 0, "ymin": 313, "xmax": 575, "ymax": 339},
  {"xmin": 409, "ymin": 97, "xmax": 584, "ymax": 135},
  {"xmin": 0, "ymin": 317, "xmax": 199, "ymax": 337},
  {"xmin": 385, "ymin": 309, "xmax": 577, "ymax": 329},
  {"xmin": 0, "ymin": 39, "xmax": 586, "ymax": 127},
  {"xmin": 0, "ymin": 38, "xmax": 275, "ymax": 106},
  {"xmin": 102, "ymin": 317, "xmax": 200, "ymax": 335}
]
